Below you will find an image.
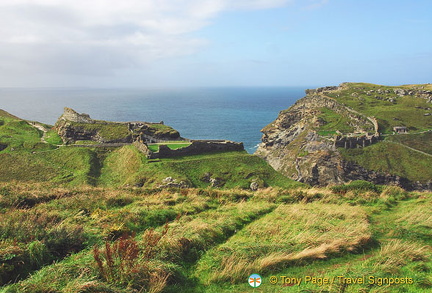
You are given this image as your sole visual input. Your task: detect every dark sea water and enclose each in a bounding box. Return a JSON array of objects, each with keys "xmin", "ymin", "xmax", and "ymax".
[{"xmin": 0, "ymin": 87, "xmax": 308, "ymax": 153}]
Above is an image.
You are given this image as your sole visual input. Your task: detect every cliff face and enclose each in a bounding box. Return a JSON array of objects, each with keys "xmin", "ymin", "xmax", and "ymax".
[
  {"xmin": 255, "ymin": 90, "xmax": 357, "ymax": 186},
  {"xmin": 255, "ymin": 83, "xmax": 432, "ymax": 190}
]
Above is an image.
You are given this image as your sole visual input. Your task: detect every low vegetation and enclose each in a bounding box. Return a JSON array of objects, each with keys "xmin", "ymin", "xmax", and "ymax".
[
  {"xmin": 197, "ymin": 203, "xmax": 372, "ymax": 284},
  {"xmin": 67, "ymin": 121, "xmax": 131, "ymax": 142},
  {"xmin": 0, "ymin": 102, "xmax": 431, "ymax": 292},
  {"xmin": 326, "ymin": 83, "xmax": 432, "ymax": 134},
  {"xmin": 0, "ymin": 183, "xmax": 430, "ymax": 292},
  {"xmin": 339, "ymin": 141, "xmax": 432, "ymax": 183},
  {"xmin": 386, "ymin": 132, "xmax": 432, "ymax": 155},
  {"xmin": 147, "ymin": 142, "xmax": 192, "ymax": 152},
  {"xmin": 317, "ymin": 107, "xmax": 355, "ymax": 134}
]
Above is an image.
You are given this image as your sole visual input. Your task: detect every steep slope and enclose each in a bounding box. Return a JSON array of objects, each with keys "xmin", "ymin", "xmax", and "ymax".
[{"xmin": 256, "ymin": 83, "xmax": 432, "ymax": 190}]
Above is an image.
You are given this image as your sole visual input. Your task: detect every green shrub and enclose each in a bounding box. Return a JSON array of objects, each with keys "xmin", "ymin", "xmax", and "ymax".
[
  {"xmin": 331, "ymin": 180, "xmax": 382, "ymax": 195},
  {"xmin": 106, "ymin": 196, "xmax": 133, "ymax": 208}
]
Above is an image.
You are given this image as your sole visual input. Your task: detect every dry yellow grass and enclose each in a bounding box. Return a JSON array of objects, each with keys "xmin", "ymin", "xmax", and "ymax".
[
  {"xmin": 364, "ymin": 239, "xmax": 430, "ymax": 275},
  {"xmin": 395, "ymin": 199, "xmax": 432, "ymax": 228},
  {"xmin": 156, "ymin": 201, "xmax": 275, "ymax": 261},
  {"xmin": 199, "ymin": 203, "xmax": 372, "ymax": 283}
]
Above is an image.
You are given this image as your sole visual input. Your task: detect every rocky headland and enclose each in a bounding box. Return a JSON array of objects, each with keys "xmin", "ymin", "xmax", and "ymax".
[{"xmin": 256, "ymin": 83, "xmax": 432, "ymax": 190}]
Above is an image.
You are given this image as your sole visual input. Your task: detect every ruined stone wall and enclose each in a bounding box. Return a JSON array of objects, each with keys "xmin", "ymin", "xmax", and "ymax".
[
  {"xmin": 133, "ymin": 140, "xmax": 158, "ymax": 159},
  {"xmin": 157, "ymin": 140, "xmax": 244, "ymax": 158},
  {"xmin": 334, "ymin": 134, "xmax": 380, "ymax": 149},
  {"xmin": 136, "ymin": 140, "xmax": 244, "ymax": 158}
]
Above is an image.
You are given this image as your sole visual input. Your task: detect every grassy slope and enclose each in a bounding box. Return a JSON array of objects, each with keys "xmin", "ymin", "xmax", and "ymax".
[
  {"xmin": 317, "ymin": 107, "xmax": 356, "ymax": 135},
  {"xmin": 0, "ymin": 184, "xmax": 430, "ymax": 292},
  {"xmin": 322, "ymin": 83, "xmax": 432, "ymax": 183},
  {"xmin": 68, "ymin": 121, "xmax": 131, "ymax": 141},
  {"xmin": 339, "ymin": 141, "xmax": 432, "ymax": 183},
  {"xmin": 100, "ymin": 146, "xmax": 303, "ymax": 189},
  {"xmin": 0, "ymin": 108, "xmax": 431, "ymax": 292},
  {"xmin": 326, "ymin": 83, "xmax": 432, "ymax": 133},
  {"xmin": 1, "ymin": 108, "xmax": 301, "ymax": 189},
  {"xmin": 0, "ymin": 110, "xmax": 107, "ymax": 186},
  {"xmin": 386, "ymin": 132, "xmax": 432, "ymax": 155}
]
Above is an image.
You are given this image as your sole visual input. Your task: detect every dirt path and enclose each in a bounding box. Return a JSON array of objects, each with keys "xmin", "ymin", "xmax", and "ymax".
[
  {"xmin": 385, "ymin": 140, "xmax": 432, "ymax": 158},
  {"xmin": 29, "ymin": 122, "xmax": 48, "ymax": 143}
]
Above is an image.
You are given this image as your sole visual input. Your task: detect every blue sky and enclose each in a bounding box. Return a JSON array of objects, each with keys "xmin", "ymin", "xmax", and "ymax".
[{"xmin": 0, "ymin": 0, "xmax": 430, "ymax": 87}]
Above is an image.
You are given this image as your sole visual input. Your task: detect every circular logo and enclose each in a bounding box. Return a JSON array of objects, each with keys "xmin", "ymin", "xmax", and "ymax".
[{"xmin": 248, "ymin": 274, "xmax": 262, "ymax": 288}]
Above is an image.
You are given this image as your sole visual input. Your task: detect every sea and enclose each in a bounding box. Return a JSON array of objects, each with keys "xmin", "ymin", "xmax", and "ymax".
[{"xmin": 0, "ymin": 87, "xmax": 308, "ymax": 153}]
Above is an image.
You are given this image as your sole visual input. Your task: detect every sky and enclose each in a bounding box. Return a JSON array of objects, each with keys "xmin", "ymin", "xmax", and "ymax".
[{"xmin": 0, "ymin": 0, "xmax": 431, "ymax": 88}]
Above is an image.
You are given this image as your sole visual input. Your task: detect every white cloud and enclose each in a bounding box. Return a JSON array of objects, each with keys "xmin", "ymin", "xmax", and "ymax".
[{"xmin": 0, "ymin": 0, "xmax": 293, "ymax": 82}]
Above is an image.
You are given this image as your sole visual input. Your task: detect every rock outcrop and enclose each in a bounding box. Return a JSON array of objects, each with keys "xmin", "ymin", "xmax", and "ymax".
[{"xmin": 59, "ymin": 107, "xmax": 94, "ymax": 123}]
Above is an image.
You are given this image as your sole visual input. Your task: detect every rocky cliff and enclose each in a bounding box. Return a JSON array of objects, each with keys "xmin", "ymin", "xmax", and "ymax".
[{"xmin": 256, "ymin": 83, "xmax": 432, "ymax": 190}]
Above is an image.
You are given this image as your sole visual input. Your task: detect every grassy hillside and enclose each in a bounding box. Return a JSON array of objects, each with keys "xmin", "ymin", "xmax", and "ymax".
[
  {"xmin": 386, "ymin": 132, "xmax": 432, "ymax": 155},
  {"xmin": 0, "ymin": 108, "xmax": 431, "ymax": 292},
  {"xmin": 321, "ymin": 83, "xmax": 432, "ymax": 184},
  {"xmin": 100, "ymin": 146, "xmax": 303, "ymax": 189},
  {"xmin": 339, "ymin": 141, "xmax": 432, "ymax": 183},
  {"xmin": 0, "ymin": 109, "xmax": 301, "ymax": 190},
  {"xmin": 0, "ymin": 183, "xmax": 430, "ymax": 292},
  {"xmin": 326, "ymin": 83, "xmax": 432, "ymax": 134}
]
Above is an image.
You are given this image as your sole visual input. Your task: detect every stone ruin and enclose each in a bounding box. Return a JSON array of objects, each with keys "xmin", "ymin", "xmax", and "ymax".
[
  {"xmin": 134, "ymin": 139, "xmax": 244, "ymax": 159},
  {"xmin": 334, "ymin": 134, "xmax": 380, "ymax": 149}
]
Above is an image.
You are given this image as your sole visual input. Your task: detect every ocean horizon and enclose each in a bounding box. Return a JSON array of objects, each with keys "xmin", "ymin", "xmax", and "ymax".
[{"xmin": 0, "ymin": 87, "xmax": 309, "ymax": 153}]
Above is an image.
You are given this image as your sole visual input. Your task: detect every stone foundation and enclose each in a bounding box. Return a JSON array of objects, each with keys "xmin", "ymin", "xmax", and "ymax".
[
  {"xmin": 334, "ymin": 134, "xmax": 380, "ymax": 149},
  {"xmin": 135, "ymin": 139, "xmax": 244, "ymax": 159}
]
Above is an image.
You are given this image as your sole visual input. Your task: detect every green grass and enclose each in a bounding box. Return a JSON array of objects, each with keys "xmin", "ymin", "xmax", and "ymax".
[
  {"xmin": 0, "ymin": 120, "xmax": 45, "ymax": 151},
  {"xmin": 0, "ymin": 143, "xmax": 101, "ymax": 185},
  {"xmin": 44, "ymin": 129, "xmax": 63, "ymax": 145},
  {"xmin": 1, "ymin": 105, "xmax": 431, "ymax": 292},
  {"xmin": 99, "ymin": 146, "xmax": 303, "ymax": 189},
  {"xmin": 147, "ymin": 142, "xmax": 192, "ymax": 152},
  {"xmin": 317, "ymin": 107, "xmax": 355, "ymax": 134},
  {"xmin": 68, "ymin": 121, "xmax": 131, "ymax": 142},
  {"xmin": 339, "ymin": 141, "xmax": 432, "ymax": 183},
  {"xmin": 196, "ymin": 203, "xmax": 372, "ymax": 284},
  {"xmin": 149, "ymin": 151, "xmax": 304, "ymax": 189},
  {"xmin": 326, "ymin": 83, "xmax": 432, "ymax": 134},
  {"xmin": 0, "ymin": 110, "xmax": 20, "ymax": 120},
  {"xmin": 386, "ymin": 132, "xmax": 432, "ymax": 155},
  {"xmin": 0, "ymin": 127, "xmax": 301, "ymax": 189},
  {"xmin": 98, "ymin": 145, "xmax": 144, "ymax": 186},
  {"xmin": 1, "ymin": 184, "xmax": 430, "ymax": 293},
  {"xmin": 146, "ymin": 123, "xmax": 180, "ymax": 137}
]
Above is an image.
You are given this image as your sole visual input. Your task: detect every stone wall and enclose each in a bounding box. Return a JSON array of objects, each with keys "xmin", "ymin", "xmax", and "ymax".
[
  {"xmin": 134, "ymin": 139, "xmax": 244, "ymax": 159},
  {"xmin": 133, "ymin": 140, "xmax": 155, "ymax": 158},
  {"xmin": 69, "ymin": 143, "xmax": 130, "ymax": 148},
  {"xmin": 334, "ymin": 134, "xmax": 380, "ymax": 149}
]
